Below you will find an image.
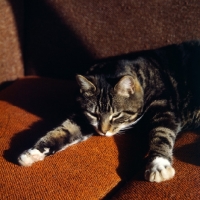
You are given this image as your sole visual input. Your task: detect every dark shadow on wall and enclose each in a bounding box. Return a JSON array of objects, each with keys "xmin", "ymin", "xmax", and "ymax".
[
  {"xmin": 0, "ymin": 81, "xmax": 15, "ymax": 91},
  {"xmin": 0, "ymin": 78, "xmax": 78, "ymax": 119},
  {"xmin": 9, "ymin": 0, "xmax": 94, "ymax": 80}
]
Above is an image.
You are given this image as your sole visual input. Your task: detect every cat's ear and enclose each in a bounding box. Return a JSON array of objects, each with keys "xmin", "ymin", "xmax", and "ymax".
[
  {"xmin": 76, "ymin": 75, "xmax": 96, "ymax": 96},
  {"xmin": 114, "ymin": 76, "xmax": 135, "ymax": 97}
]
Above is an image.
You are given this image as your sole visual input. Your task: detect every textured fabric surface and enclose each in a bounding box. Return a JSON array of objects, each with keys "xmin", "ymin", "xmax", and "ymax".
[
  {"xmin": 0, "ymin": 0, "xmax": 24, "ymax": 85},
  {"xmin": 1, "ymin": 0, "xmax": 200, "ymax": 199},
  {"xmin": 24, "ymin": 0, "xmax": 200, "ymax": 78},
  {"xmin": 112, "ymin": 132, "xmax": 200, "ymax": 200},
  {"xmin": 1, "ymin": 79, "xmax": 200, "ymax": 200},
  {"xmin": 0, "ymin": 77, "xmax": 147, "ymax": 200}
]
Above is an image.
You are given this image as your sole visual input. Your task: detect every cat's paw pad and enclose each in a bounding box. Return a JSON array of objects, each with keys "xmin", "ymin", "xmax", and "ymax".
[
  {"xmin": 145, "ymin": 157, "xmax": 175, "ymax": 183},
  {"xmin": 18, "ymin": 148, "xmax": 48, "ymax": 167}
]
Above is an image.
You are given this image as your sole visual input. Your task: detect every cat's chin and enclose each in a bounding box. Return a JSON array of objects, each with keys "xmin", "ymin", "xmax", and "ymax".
[
  {"xmin": 95, "ymin": 129, "xmax": 116, "ymax": 137},
  {"xmin": 105, "ymin": 131, "xmax": 115, "ymax": 137}
]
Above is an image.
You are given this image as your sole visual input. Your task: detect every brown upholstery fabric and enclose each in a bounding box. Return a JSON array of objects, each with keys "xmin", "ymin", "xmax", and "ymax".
[
  {"xmin": 1, "ymin": 78, "xmax": 199, "ymax": 200},
  {"xmin": 112, "ymin": 132, "xmax": 200, "ymax": 200},
  {"xmin": 0, "ymin": 0, "xmax": 24, "ymax": 85},
  {"xmin": 1, "ymin": 0, "xmax": 200, "ymax": 199},
  {"xmin": 24, "ymin": 0, "xmax": 200, "ymax": 78},
  {"xmin": 0, "ymin": 77, "xmax": 147, "ymax": 200}
]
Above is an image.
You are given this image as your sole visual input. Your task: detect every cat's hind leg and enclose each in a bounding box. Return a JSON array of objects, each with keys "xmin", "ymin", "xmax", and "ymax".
[{"xmin": 18, "ymin": 119, "xmax": 92, "ymax": 166}]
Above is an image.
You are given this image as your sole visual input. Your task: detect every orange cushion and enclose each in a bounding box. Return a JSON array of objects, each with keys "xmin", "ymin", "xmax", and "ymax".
[
  {"xmin": 0, "ymin": 77, "xmax": 146, "ymax": 199},
  {"xmin": 1, "ymin": 77, "xmax": 199, "ymax": 199}
]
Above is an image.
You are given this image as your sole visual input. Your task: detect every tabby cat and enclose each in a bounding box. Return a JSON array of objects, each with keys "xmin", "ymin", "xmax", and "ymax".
[{"xmin": 18, "ymin": 40, "xmax": 200, "ymax": 183}]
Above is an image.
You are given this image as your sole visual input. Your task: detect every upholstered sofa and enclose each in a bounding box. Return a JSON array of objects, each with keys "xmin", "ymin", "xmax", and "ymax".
[{"xmin": 0, "ymin": 0, "xmax": 200, "ymax": 199}]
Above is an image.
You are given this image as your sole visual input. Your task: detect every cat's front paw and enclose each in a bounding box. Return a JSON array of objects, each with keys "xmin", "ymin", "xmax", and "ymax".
[
  {"xmin": 18, "ymin": 148, "xmax": 49, "ymax": 166},
  {"xmin": 145, "ymin": 157, "xmax": 175, "ymax": 183}
]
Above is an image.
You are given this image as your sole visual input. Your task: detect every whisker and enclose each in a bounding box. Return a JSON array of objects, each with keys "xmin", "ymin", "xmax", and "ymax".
[
  {"xmin": 120, "ymin": 125, "xmax": 133, "ymax": 131},
  {"xmin": 116, "ymin": 131, "xmax": 126, "ymax": 136},
  {"xmin": 119, "ymin": 115, "xmax": 144, "ymax": 132}
]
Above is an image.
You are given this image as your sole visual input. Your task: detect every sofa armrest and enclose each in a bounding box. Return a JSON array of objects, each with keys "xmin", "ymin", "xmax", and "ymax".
[{"xmin": 0, "ymin": 0, "xmax": 24, "ymax": 86}]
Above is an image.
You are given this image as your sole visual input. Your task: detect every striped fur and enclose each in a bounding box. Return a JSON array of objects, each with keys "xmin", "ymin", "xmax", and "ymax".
[{"xmin": 18, "ymin": 40, "xmax": 200, "ymax": 182}]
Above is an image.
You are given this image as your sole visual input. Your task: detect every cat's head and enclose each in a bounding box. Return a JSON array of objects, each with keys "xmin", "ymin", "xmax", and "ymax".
[{"xmin": 76, "ymin": 74, "xmax": 144, "ymax": 137}]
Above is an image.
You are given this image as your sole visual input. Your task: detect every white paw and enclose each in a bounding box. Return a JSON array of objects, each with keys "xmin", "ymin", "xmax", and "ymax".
[
  {"xmin": 18, "ymin": 148, "xmax": 49, "ymax": 167},
  {"xmin": 145, "ymin": 157, "xmax": 175, "ymax": 183}
]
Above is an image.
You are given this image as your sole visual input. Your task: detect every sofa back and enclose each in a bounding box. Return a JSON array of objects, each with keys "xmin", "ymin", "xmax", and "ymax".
[{"xmin": 1, "ymin": 0, "xmax": 200, "ymax": 84}]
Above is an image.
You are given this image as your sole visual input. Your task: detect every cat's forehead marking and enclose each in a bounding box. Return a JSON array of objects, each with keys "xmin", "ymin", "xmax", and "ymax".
[{"xmin": 97, "ymin": 87, "xmax": 113, "ymax": 113}]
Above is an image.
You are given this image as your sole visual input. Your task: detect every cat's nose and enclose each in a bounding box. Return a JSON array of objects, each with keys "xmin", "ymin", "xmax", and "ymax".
[
  {"xmin": 97, "ymin": 126, "xmax": 105, "ymax": 134},
  {"xmin": 98, "ymin": 123, "xmax": 110, "ymax": 134},
  {"xmin": 96, "ymin": 128, "xmax": 114, "ymax": 137}
]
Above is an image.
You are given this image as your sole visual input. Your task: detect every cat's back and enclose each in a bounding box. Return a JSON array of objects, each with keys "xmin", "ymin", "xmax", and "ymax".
[
  {"xmin": 180, "ymin": 40, "xmax": 200, "ymax": 103},
  {"xmin": 87, "ymin": 40, "xmax": 200, "ymax": 94}
]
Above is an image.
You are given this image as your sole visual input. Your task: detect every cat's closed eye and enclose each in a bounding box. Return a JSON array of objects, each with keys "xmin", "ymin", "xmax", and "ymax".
[
  {"xmin": 110, "ymin": 113, "xmax": 122, "ymax": 122},
  {"xmin": 112, "ymin": 113, "xmax": 122, "ymax": 119}
]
